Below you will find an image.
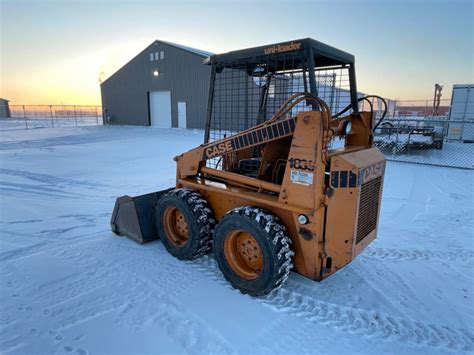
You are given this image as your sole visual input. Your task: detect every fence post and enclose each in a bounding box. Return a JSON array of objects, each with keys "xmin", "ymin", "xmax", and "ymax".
[
  {"xmin": 49, "ymin": 105, "xmax": 54, "ymax": 128},
  {"xmin": 394, "ymin": 116, "xmax": 400, "ymax": 157},
  {"xmin": 95, "ymin": 106, "xmax": 99, "ymax": 125},
  {"xmin": 73, "ymin": 105, "xmax": 78, "ymax": 127},
  {"xmin": 33, "ymin": 107, "xmax": 38, "ymax": 128},
  {"xmin": 23, "ymin": 105, "xmax": 28, "ymax": 129}
]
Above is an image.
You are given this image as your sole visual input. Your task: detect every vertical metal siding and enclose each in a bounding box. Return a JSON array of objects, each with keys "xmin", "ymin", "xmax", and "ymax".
[{"xmin": 100, "ymin": 41, "xmax": 211, "ymax": 128}]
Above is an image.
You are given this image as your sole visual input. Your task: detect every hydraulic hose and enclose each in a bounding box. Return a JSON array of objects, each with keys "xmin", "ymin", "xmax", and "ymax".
[{"xmin": 333, "ymin": 95, "xmax": 388, "ymax": 131}]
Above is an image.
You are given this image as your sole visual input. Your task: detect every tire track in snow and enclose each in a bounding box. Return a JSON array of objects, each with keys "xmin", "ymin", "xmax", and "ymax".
[
  {"xmin": 0, "ymin": 129, "xmax": 128, "ymax": 151},
  {"xmin": 190, "ymin": 255, "xmax": 474, "ymax": 352},
  {"xmin": 41, "ymin": 240, "xmax": 235, "ymax": 355},
  {"xmin": 0, "ymin": 334, "xmax": 23, "ymax": 354},
  {"xmin": 0, "ymin": 168, "xmax": 107, "ymax": 200},
  {"xmin": 0, "ymin": 168, "xmax": 104, "ymax": 188},
  {"xmin": 135, "ymin": 301, "xmax": 236, "ymax": 355},
  {"xmin": 364, "ymin": 247, "xmax": 474, "ymax": 263},
  {"xmin": 0, "ymin": 241, "xmax": 50, "ymax": 262},
  {"xmin": 0, "ymin": 230, "xmax": 110, "ymax": 264},
  {"xmin": 261, "ymin": 288, "xmax": 474, "ymax": 352},
  {"xmin": 0, "ymin": 185, "xmax": 81, "ymax": 199}
]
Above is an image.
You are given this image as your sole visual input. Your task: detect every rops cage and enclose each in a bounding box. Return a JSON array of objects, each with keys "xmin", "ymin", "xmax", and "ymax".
[{"xmin": 203, "ymin": 38, "xmax": 360, "ymax": 171}]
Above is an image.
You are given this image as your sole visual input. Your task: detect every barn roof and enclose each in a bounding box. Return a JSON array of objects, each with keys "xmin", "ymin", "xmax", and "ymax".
[
  {"xmin": 159, "ymin": 40, "xmax": 213, "ymax": 58},
  {"xmin": 100, "ymin": 40, "xmax": 213, "ymax": 86}
]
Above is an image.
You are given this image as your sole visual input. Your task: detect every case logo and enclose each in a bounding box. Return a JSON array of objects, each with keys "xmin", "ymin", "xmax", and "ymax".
[
  {"xmin": 204, "ymin": 141, "xmax": 233, "ymax": 159},
  {"xmin": 330, "ymin": 162, "xmax": 385, "ymax": 188},
  {"xmin": 360, "ymin": 162, "xmax": 385, "ymax": 185}
]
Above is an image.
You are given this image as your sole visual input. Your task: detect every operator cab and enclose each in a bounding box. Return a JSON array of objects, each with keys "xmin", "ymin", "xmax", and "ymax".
[{"xmin": 202, "ymin": 38, "xmax": 360, "ymax": 183}]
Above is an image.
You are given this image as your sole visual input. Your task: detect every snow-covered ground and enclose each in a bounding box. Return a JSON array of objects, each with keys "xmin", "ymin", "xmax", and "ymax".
[{"xmin": 1, "ymin": 124, "xmax": 473, "ymax": 354}]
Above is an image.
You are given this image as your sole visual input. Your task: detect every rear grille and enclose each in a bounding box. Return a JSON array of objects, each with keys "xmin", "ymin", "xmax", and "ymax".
[{"xmin": 356, "ymin": 176, "xmax": 382, "ymax": 244}]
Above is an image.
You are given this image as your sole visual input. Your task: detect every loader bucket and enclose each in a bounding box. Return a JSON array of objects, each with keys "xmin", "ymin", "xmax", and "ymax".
[{"xmin": 110, "ymin": 188, "xmax": 173, "ymax": 244}]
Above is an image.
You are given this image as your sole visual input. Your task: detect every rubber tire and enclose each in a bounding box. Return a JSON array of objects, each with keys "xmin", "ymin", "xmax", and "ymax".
[
  {"xmin": 434, "ymin": 140, "xmax": 443, "ymax": 150},
  {"xmin": 155, "ymin": 188, "xmax": 215, "ymax": 260},
  {"xmin": 213, "ymin": 206, "xmax": 294, "ymax": 296}
]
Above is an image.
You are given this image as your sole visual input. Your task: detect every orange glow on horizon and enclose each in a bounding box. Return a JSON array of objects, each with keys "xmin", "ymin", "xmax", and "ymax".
[{"xmin": 1, "ymin": 38, "xmax": 460, "ymax": 106}]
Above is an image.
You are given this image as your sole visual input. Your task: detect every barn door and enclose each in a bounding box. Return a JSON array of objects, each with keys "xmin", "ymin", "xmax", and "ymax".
[{"xmin": 149, "ymin": 91, "xmax": 171, "ymax": 128}]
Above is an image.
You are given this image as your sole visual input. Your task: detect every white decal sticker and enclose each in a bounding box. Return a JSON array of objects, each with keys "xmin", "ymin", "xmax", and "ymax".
[{"xmin": 290, "ymin": 170, "xmax": 313, "ymax": 186}]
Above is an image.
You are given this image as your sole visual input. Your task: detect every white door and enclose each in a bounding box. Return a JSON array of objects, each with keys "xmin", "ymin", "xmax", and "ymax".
[
  {"xmin": 178, "ymin": 102, "xmax": 187, "ymax": 128},
  {"xmin": 149, "ymin": 91, "xmax": 171, "ymax": 128}
]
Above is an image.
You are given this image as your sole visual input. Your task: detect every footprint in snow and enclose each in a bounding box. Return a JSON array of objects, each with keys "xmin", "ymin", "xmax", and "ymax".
[
  {"xmin": 18, "ymin": 305, "xmax": 31, "ymax": 311},
  {"xmin": 433, "ymin": 288, "xmax": 443, "ymax": 300},
  {"xmin": 49, "ymin": 330, "xmax": 62, "ymax": 341},
  {"xmin": 17, "ymin": 305, "xmax": 32, "ymax": 311},
  {"xmin": 64, "ymin": 345, "xmax": 74, "ymax": 352}
]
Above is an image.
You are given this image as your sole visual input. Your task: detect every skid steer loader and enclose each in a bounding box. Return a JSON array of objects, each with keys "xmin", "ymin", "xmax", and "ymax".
[{"xmin": 111, "ymin": 38, "xmax": 387, "ymax": 296}]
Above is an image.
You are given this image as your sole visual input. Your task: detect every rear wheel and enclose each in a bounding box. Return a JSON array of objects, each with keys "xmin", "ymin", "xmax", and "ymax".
[
  {"xmin": 214, "ymin": 206, "xmax": 294, "ymax": 296},
  {"xmin": 155, "ymin": 189, "xmax": 215, "ymax": 260}
]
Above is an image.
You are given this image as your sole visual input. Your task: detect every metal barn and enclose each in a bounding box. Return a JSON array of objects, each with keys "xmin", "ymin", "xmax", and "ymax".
[
  {"xmin": 100, "ymin": 40, "xmax": 213, "ymax": 128},
  {"xmin": 0, "ymin": 98, "xmax": 11, "ymax": 118}
]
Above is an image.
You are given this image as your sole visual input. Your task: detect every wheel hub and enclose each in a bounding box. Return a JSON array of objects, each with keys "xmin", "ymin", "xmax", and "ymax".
[
  {"xmin": 224, "ymin": 230, "xmax": 263, "ymax": 280},
  {"xmin": 163, "ymin": 207, "xmax": 189, "ymax": 247}
]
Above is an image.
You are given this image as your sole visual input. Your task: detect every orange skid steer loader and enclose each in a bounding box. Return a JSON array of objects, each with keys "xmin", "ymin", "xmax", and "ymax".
[{"xmin": 111, "ymin": 38, "xmax": 387, "ymax": 296}]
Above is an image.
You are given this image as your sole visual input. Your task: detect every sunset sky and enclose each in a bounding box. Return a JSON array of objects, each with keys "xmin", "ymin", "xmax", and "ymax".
[{"xmin": 1, "ymin": 0, "xmax": 473, "ymax": 105}]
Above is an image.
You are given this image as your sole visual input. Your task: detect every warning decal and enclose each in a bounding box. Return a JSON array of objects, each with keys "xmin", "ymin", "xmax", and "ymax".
[{"xmin": 290, "ymin": 170, "xmax": 314, "ymax": 186}]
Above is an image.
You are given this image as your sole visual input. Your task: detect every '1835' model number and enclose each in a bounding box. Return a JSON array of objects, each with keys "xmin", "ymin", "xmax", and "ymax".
[{"xmin": 288, "ymin": 158, "xmax": 314, "ymax": 171}]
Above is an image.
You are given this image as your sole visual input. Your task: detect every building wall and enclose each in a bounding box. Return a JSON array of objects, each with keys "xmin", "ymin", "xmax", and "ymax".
[
  {"xmin": 0, "ymin": 99, "xmax": 11, "ymax": 118},
  {"xmin": 101, "ymin": 41, "xmax": 211, "ymax": 128}
]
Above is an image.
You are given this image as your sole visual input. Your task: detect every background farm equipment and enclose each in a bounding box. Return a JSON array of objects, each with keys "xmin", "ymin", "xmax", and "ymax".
[{"xmin": 374, "ymin": 118, "xmax": 445, "ymax": 151}]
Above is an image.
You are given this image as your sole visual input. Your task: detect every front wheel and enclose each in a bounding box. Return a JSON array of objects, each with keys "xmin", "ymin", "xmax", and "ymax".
[
  {"xmin": 155, "ymin": 189, "xmax": 215, "ymax": 260},
  {"xmin": 213, "ymin": 206, "xmax": 294, "ymax": 296}
]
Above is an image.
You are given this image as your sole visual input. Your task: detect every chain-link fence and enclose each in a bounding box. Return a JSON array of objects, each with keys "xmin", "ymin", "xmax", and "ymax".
[
  {"xmin": 0, "ymin": 104, "xmax": 103, "ymax": 130},
  {"xmin": 1, "ymin": 100, "xmax": 472, "ymax": 169},
  {"xmin": 355, "ymin": 98, "xmax": 473, "ymax": 170},
  {"xmin": 374, "ymin": 116, "xmax": 473, "ymax": 169}
]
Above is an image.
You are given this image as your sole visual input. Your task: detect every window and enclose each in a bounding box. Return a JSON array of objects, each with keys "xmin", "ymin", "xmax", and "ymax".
[
  {"xmin": 149, "ymin": 53, "xmax": 154, "ymax": 61},
  {"xmin": 154, "ymin": 52, "xmax": 159, "ymax": 60},
  {"xmin": 160, "ymin": 51, "xmax": 164, "ymax": 60}
]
